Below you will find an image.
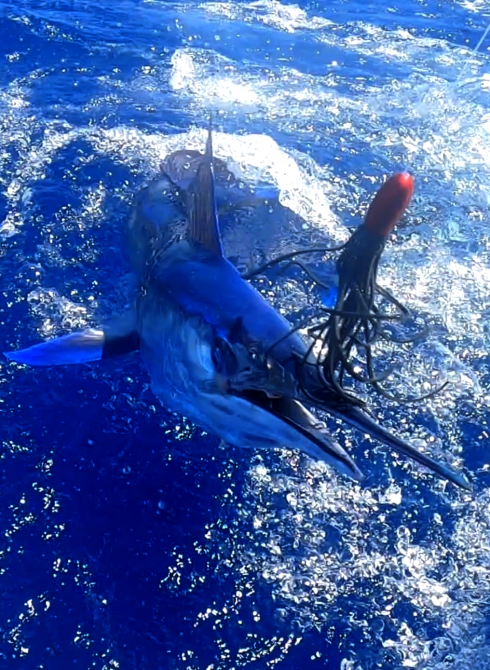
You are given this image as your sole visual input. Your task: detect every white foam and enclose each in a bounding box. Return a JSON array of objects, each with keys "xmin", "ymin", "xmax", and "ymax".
[
  {"xmin": 3, "ymin": 6, "xmax": 490, "ymax": 664},
  {"xmin": 200, "ymin": 0, "xmax": 334, "ymax": 33}
]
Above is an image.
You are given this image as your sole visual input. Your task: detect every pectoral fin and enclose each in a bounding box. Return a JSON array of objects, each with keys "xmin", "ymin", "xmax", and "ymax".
[
  {"xmin": 5, "ymin": 313, "xmax": 140, "ymax": 367},
  {"xmin": 5, "ymin": 329, "xmax": 108, "ymax": 366}
]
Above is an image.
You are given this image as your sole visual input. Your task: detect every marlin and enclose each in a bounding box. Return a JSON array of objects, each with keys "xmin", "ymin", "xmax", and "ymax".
[{"xmin": 5, "ymin": 127, "xmax": 470, "ymax": 490}]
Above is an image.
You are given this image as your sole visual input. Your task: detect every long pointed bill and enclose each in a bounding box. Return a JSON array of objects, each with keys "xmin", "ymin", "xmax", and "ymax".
[{"xmin": 331, "ymin": 404, "xmax": 471, "ymax": 490}]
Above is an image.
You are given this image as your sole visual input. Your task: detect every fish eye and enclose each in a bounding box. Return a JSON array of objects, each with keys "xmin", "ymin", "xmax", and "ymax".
[{"xmin": 212, "ymin": 337, "xmax": 238, "ymax": 376}]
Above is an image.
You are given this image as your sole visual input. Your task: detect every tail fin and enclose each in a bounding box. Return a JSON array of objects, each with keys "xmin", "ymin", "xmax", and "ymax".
[{"xmin": 186, "ymin": 117, "xmax": 224, "ymax": 257}]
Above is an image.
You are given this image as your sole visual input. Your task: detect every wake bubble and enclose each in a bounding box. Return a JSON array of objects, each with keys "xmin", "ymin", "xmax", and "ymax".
[
  {"xmin": 198, "ymin": 0, "xmax": 335, "ymax": 33},
  {"xmin": 2, "ymin": 2, "xmax": 490, "ymax": 667}
]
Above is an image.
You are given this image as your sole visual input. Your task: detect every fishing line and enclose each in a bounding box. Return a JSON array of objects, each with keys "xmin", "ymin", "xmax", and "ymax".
[
  {"xmin": 456, "ymin": 21, "xmax": 490, "ymax": 86},
  {"xmin": 246, "ymin": 174, "xmax": 448, "ymax": 407}
]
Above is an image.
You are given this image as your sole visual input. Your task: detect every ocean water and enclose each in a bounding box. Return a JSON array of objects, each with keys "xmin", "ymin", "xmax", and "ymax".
[{"xmin": 2, "ymin": 0, "xmax": 490, "ymax": 668}]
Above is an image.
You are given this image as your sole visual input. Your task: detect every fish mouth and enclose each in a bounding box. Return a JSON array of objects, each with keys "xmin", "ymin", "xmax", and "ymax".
[
  {"xmin": 235, "ymin": 389, "xmax": 364, "ymax": 482},
  {"xmin": 231, "ymin": 363, "xmax": 470, "ymax": 490}
]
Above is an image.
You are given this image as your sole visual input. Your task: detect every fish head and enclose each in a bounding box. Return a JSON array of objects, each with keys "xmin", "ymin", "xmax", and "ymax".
[{"xmin": 136, "ymin": 218, "xmax": 363, "ymax": 482}]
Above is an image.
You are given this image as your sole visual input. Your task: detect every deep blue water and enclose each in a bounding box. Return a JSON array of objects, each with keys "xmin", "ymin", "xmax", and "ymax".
[{"xmin": 2, "ymin": 1, "xmax": 490, "ymax": 669}]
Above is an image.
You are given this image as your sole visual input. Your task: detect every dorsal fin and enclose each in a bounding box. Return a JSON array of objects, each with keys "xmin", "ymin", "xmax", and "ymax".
[{"xmin": 186, "ymin": 118, "xmax": 224, "ymax": 257}]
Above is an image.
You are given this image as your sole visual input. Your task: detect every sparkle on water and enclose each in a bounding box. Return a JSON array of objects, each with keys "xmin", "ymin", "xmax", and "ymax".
[{"xmin": 2, "ymin": 1, "xmax": 490, "ymax": 668}]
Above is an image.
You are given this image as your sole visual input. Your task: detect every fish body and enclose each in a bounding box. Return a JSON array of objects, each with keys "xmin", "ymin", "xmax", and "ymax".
[
  {"xmin": 133, "ymin": 145, "xmax": 362, "ymax": 478},
  {"xmin": 5, "ymin": 127, "xmax": 470, "ymax": 490}
]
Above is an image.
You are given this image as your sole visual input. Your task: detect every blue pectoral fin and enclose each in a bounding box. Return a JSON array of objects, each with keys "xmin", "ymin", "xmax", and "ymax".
[
  {"xmin": 317, "ymin": 285, "xmax": 338, "ymax": 308},
  {"xmin": 4, "ymin": 329, "xmax": 107, "ymax": 366},
  {"xmin": 5, "ymin": 327, "xmax": 140, "ymax": 367},
  {"xmin": 306, "ymin": 262, "xmax": 338, "ymax": 308}
]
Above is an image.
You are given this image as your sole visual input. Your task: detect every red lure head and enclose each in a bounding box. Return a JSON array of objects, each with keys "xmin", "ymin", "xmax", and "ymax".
[{"xmin": 364, "ymin": 172, "xmax": 414, "ymax": 237}]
